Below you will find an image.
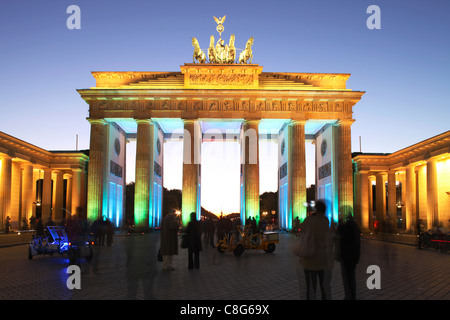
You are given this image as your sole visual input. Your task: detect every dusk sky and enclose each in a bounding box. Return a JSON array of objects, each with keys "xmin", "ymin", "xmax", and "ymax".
[{"xmin": 1, "ymin": 0, "xmax": 449, "ymax": 214}]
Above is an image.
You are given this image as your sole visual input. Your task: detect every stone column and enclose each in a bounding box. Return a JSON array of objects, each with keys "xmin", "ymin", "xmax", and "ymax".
[
  {"xmin": 405, "ymin": 164, "xmax": 416, "ymax": 232},
  {"xmin": 289, "ymin": 120, "xmax": 306, "ymax": 223},
  {"xmin": 21, "ymin": 164, "xmax": 34, "ymax": 226},
  {"xmin": 41, "ymin": 169, "xmax": 52, "ymax": 221},
  {"xmin": 134, "ymin": 119, "xmax": 154, "ymax": 230},
  {"xmin": 336, "ymin": 119, "xmax": 354, "ymax": 218},
  {"xmin": 182, "ymin": 119, "xmax": 201, "ymax": 227},
  {"xmin": 358, "ymin": 171, "xmax": 369, "ymax": 230},
  {"xmin": 368, "ymin": 176, "xmax": 374, "ymax": 230},
  {"xmin": 10, "ymin": 161, "xmax": 22, "ymax": 228},
  {"xmin": 375, "ymin": 173, "xmax": 386, "ymax": 225},
  {"xmin": 387, "ymin": 170, "xmax": 397, "ymax": 232},
  {"xmin": 65, "ymin": 174, "xmax": 72, "ymax": 217},
  {"xmin": 71, "ymin": 168, "xmax": 83, "ymax": 216},
  {"xmin": 86, "ymin": 119, "xmax": 108, "ymax": 222},
  {"xmin": 416, "ymin": 165, "xmax": 427, "ymax": 229},
  {"xmin": 52, "ymin": 171, "xmax": 64, "ymax": 224},
  {"xmin": 398, "ymin": 172, "xmax": 407, "ymax": 230},
  {"xmin": 242, "ymin": 119, "xmax": 260, "ymax": 224},
  {"xmin": 0, "ymin": 156, "xmax": 12, "ymax": 231},
  {"xmin": 426, "ymin": 158, "xmax": 438, "ymax": 229}
]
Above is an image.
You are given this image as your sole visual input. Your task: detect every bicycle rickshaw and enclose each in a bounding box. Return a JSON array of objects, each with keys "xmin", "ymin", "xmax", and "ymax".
[
  {"xmin": 28, "ymin": 226, "xmax": 94, "ymax": 264},
  {"xmin": 217, "ymin": 225, "xmax": 279, "ymax": 256}
]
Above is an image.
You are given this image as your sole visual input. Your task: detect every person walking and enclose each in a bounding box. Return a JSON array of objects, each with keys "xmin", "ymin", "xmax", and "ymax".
[
  {"xmin": 336, "ymin": 208, "xmax": 361, "ymax": 300},
  {"xmin": 160, "ymin": 209, "xmax": 180, "ymax": 271},
  {"xmin": 298, "ymin": 200, "xmax": 329, "ymax": 300},
  {"xmin": 186, "ymin": 212, "xmax": 202, "ymax": 269}
]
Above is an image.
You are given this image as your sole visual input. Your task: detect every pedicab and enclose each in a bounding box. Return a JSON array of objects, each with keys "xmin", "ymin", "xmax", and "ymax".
[
  {"xmin": 216, "ymin": 227, "xmax": 242, "ymax": 256},
  {"xmin": 216, "ymin": 225, "xmax": 279, "ymax": 257},
  {"xmin": 28, "ymin": 226, "xmax": 94, "ymax": 264}
]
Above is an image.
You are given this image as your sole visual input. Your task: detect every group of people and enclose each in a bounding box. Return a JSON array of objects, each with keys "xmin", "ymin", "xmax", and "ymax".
[
  {"xmin": 160, "ymin": 211, "xmax": 271, "ymax": 271},
  {"xmin": 160, "ymin": 210, "xmax": 203, "ymax": 271},
  {"xmin": 295, "ymin": 200, "xmax": 361, "ymax": 300}
]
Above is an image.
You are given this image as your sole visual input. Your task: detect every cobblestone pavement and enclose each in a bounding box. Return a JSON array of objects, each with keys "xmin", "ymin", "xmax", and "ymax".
[{"xmin": 0, "ymin": 232, "xmax": 448, "ymax": 301}]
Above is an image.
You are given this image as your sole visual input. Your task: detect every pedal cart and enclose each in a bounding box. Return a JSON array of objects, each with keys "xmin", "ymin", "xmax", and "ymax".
[
  {"xmin": 217, "ymin": 225, "xmax": 279, "ymax": 257},
  {"xmin": 28, "ymin": 226, "xmax": 94, "ymax": 264}
]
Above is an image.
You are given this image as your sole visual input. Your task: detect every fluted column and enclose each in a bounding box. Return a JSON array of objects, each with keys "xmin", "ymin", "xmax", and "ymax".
[
  {"xmin": 53, "ymin": 171, "xmax": 64, "ymax": 224},
  {"xmin": 289, "ymin": 120, "xmax": 306, "ymax": 223},
  {"xmin": 387, "ymin": 170, "xmax": 398, "ymax": 232},
  {"xmin": 41, "ymin": 169, "xmax": 52, "ymax": 221},
  {"xmin": 417, "ymin": 165, "xmax": 427, "ymax": 229},
  {"xmin": 426, "ymin": 158, "xmax": 438, "ymax": 229},
  {"xmin": 405, "ymin": 164, "xmax": 416, "ymax": 232},
  {"xmin": 368, "ymin": 176, "xmax": 374, "ymax": 230},
  {"xmin": 242, "ymin": 120, "xmax": 260, "ymax": 224},
  {"xmin": 0, "ymin": 156, "xmax": 12, "ymax": 231},
  {"xmin": 358, "ymin": 171, "xmax": 369, "ymax": 230},
  {"xmin": 86, "ymin": 119, "xmax": 108, "ymax": 222},
  {"xmin": 134, "ymin": 119, "xmax": 154, "ymax": 230},
  {"xmin": 398, "ymin": 172, "xmax": 406, "ymax": 230},
  {"xmin": 71, "ymin": 169, "xmax": 83, "ymax": 215},
  {"xmin": 65, "ymin": 175, "xmax": 72, "ymax": 217},
  {"xmin": 182, "ymin": 119, "xmax": 201, "ymax": 227},
  {"xmin": 375, "ymin": 173, "xmax": 386, "ymax": 225},
  {"xmin": 21, "ymin": 164, "xmax": 34, "ymax": 225},
  {"xmin": 336, "ymin": 119, "xmax": 354, "ymax": 218}
]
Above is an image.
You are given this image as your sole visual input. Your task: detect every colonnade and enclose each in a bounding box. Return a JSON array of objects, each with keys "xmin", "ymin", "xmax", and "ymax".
[
  {"xmin": 91, "ymin": 117, "xmax": 355, "ymax": 229},
  {"xmin": 353, "ymin": 131, "xmax": 450, "ymax": 233},
  {"xmin": 0, "ymin": 153, "xmax": 87, "ymax": 230}
]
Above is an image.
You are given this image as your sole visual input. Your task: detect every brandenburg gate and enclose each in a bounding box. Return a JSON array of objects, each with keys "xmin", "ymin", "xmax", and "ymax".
[{"xmin": 77, "ymin": 21, "xmax": 364, "ymax": 229}]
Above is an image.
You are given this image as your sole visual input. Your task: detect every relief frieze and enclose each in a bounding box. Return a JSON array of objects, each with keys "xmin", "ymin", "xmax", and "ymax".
[{"xmin": 89, "ymin": 98, "xmax": 353, "ymax": 114}]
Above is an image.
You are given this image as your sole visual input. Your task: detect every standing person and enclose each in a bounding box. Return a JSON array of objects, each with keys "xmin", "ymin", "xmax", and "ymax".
[
  {"xmin": 336, "ymin": 207, "xmax": 361, "ymax": 300},
  {"xmin": 417, "ymin": 219, "xmax": 423, "ymax": 249},
  {"xmin": 186, "ymin": 212, "xmax": 202, "ymax": 269},
  {"xmin": 206, "ymin": 218, "xmax": 216, "ymax": 248},
  {"xmin": 298, "ymin": 200, "xmax": 329, "ymax": 300},
  {"xmin": 160, "ymin": 209, "xmax": 180, "ymax": 271},
  {"xmin": 5, "ymin": 216, "xmax": 11, "ymax": 234}
]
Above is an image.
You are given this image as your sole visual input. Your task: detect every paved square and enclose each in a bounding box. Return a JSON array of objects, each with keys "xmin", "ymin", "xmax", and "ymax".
[{"xmin": 0, "ymin": 232, "xmax": 448, "ymax": 301}]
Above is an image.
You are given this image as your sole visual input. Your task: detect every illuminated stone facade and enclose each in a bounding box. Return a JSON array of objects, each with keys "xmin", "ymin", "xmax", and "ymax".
[
  {"xmin": 78, "ymin": 63, "xmax": 364, "ymax": 228},
  {"xmin": 353, "ymin": 131, "xmax": 450, "ymax": 232},
  {"xmin": 0, "ymin": 132, "xmax": 88, "ymax": 230}
]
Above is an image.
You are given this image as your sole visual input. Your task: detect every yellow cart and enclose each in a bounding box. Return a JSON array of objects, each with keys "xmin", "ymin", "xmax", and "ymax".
[{"xmin": 217, "ymin": 225, "xmax": 279, "ymax": 257}]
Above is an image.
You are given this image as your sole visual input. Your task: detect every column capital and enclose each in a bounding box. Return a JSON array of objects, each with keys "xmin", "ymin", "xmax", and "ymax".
[
  {"xmin": 135, "ymin": 118, "xmax": 153, "ymax": 125},
  {"xmin": 289, "ymin": 119, "xmax": 307, "ymax": 126},
  {"xmin": 181, "ymin": 118, "xmax": 200, "ymax": 124},
  {"xmin": 243, "ymin": 119, "xmax": 261, "ymax": 125},
  {"xmin": 334, "ymin": 119, "xmax": 355, "ymax": 127},
  {"xmin": 87, "ymin": 118, "xmax": 108, "ymax": 126}
]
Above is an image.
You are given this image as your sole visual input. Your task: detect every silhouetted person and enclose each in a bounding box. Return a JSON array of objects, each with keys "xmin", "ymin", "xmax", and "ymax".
[
  {"xmin": 160, "ymin": 209, "xmax": 179, "ymax": 271},
  {"xmin": 336, "ymin": 207, "xmax": 361, "ymax": 300},
  {"xmin": 417, "ymin": 219, "xmax": 423, "ymax": 249},
  {"xmin": 299, "ymin": 200, "xmax": 329, "ymax": 300},
  {"xmin": 186, "ymin": 212, "xmax": 202, "ymax": 269},
  {"xmin": 45, "ymin": 217, "xmax": 56, "ymax": 241},
  {"xmin": 205, "ymin": 218, "xmax": 216, "ymax": 248},
  {"xmin": 104, "ymin": 218, "xmax": 114, "ymax": 246},
  {"xmin": 35, "ymin": 218, "xmax": 44, "ymax": 236},
  {"xmin": 4, "ymin": 216, "xmax": 11, "ymax": 234}
]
